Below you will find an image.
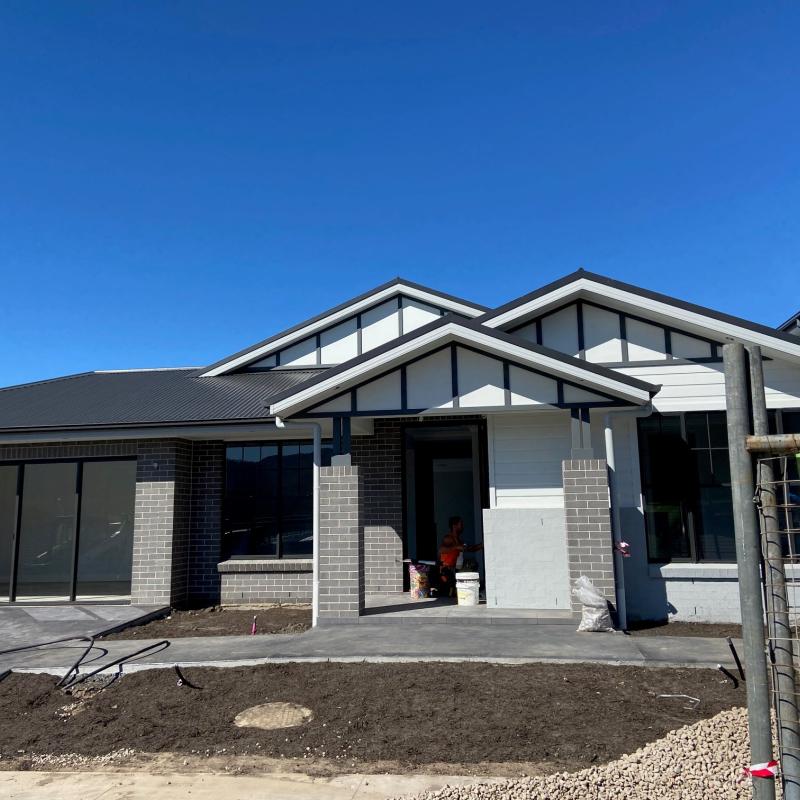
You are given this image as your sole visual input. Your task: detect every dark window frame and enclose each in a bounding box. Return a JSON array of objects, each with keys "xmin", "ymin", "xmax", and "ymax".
[{"xmin": 222, "ymin": 440, "xmax": 332, "ymax": 560}]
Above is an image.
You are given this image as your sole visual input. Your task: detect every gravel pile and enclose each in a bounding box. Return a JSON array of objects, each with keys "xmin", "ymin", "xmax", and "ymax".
[{"xmin": 401, "ymin": 707, "xmax": 772, "ymax": 800}]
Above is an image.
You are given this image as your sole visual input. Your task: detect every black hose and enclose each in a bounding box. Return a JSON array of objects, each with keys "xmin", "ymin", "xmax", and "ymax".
[
  {"xmin": 174, "ymin": 665, "xmax": 202, "ymax": 689},
  {"xmin": 727, "ymin": 636, "xmax": 746, "ymax": 681},
  {"xmin": 60, "ymin": 640, "xmax": 171, "ymax": 690},
  {"xmin": 718, "ymin": 663, "xmax": 740, "ymax": 688}
]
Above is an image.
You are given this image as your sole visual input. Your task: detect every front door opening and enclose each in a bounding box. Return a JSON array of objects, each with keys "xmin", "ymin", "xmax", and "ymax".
[{"xmin": 404, "ymin": 423, "xmax": 487, "ymax": 589}]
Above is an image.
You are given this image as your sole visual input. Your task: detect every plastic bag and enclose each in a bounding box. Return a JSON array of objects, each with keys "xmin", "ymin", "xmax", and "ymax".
[{"xmin": 572, "ymin": 575, "xmax": 614, "ymax": 632}]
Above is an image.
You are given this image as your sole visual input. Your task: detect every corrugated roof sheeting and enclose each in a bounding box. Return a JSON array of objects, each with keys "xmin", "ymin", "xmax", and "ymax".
[{"xmin": 0, "ymin": 369, "xmax": 325, "ymax": 430}]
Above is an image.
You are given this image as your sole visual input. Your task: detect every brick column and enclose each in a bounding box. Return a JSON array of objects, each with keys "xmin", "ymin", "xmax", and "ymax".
[
  {"xmin": 318, "ymin": 465, "xmax": 365, "ymax": 623},
  {"xmin": 131, "ymin": 439, "xmax": 192, "ymax": 607},
  {"xmin": 563, "ymin": 458, "xmax": 615, "ymax": 614}
]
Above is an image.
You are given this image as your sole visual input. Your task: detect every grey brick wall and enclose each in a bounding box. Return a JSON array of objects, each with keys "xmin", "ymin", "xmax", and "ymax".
[
  {"xmin": 188, "ymin": 441, "xmax": 224, "ymax": 604},
  {"xmin": 351, "ymin": 420, "xmax": 403, "ymax": 594},
  {"xmin": 563, "ymin": 458, "xmax": 615, "ymax": 613},
  {"xmin": 131, "ymin": 439, "xmax": 193, "ymax": 606},
  {"xmin": 318, "ymin": 465, "xmax": 364, "ymax": 622},
  {"xmin": 218, "ymin": 559, "xmax": 312, "ymax": 604}
]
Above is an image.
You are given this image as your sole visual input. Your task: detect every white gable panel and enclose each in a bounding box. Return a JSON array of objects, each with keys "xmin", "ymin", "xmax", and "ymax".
[
  {"xmin": 361, "ymin": 300, "xmax": 400, "ymax": 353},
  {"xmin": 248, "ymin": 354, "xmax": 277, "ymax": 369},
  {"xmin": 357, "ymin": 370, "xmax": 402, "ymax": 411},
  {"xmin": 406, "ymin": 349, "xmax": 453, "ymax": 410},
  {"xmin": 457, "ymin": 348, "xmax": 505, "ymax": 408},
  {"xmin": 541, "ymin": 305, "xmax": 579, "ymax": 356},
  {"xmin": 626, "ymin": 318, "xmax": 667, "ymax": 361},
  {"xmin": 513, "ymin": 322, "xmax": 538, "ymax": 343},
  {"xmin": 309, "ymin": 394, "xmax": 353, "ymax": 413},
  {"xmin": 583, "ymin": 305, "xmax": 624, "ymax": 362},
  {"xmin": 402, "ymin": 299, "xmax": 440, "ymax": 334},
  {"xmin": 508, "ymin": 366, "xmax": 558, "ymax": 406},
  {"xmin": 320, "ymin": 318, "xmax": 358, "ymax": 363},
  {"xmin": 280, "ymin": 336, "xmax": 317, "ymax": 366},
  {"xmin": 671, "ymin": 331, "xmax": 712, "ymax": 360},
  {"xmin": 562, "ymin": 384, "xmax": 609, "ymax": 404}
]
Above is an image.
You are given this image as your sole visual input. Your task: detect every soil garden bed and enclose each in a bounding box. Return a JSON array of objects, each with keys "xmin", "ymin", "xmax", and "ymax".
[
  {"xmin": 627, "ymin": 621, "xmax": 743, "ymax": 638},
  {"xmin": 0, "ymin": 662, "xmax": 742, "ymax": 775},
  {"xmin": 102, "ymin": 605, "xmax": 311, "ymax": 639}
]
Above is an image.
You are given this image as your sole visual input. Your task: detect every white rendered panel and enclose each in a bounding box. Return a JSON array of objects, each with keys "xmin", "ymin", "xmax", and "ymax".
[
  {"xmin": 247, "ymin": 353, "xmax": 277, "ymax": 369},
  {"xmin": 508, "ymin": 366, "xmax": 559, "ymax": 406},
  {"xmin": 671, "ymin": 331, "xmax": 713, "ymax": 360},
  {"xmin": 320, "ymin": 318, "xmax": 359, "ymax": 363},
  {"xmin": 513, "ymin": 323, "xmax": 538, "ymax": 343},
  {"xmin": 583, "ymin": 305, "xmax": 624, "ymax": 362},
  {"xmin": 361, "ymin": 300, "xmax": 400, "ymax": 353},
  {"xmin": 279, "ymin": 336, "xmax": 317, "ymax": 366},
  {"xmin": 356, "ymin": 370, "xmax": 402, "ymax": 411},
  {"xmin": 457, "ymin": 348, "xmax": 505, "ymax": 408},
  {"xmin": 540, "ymin": 305, "xmax": 579, "ymax": 356},
  {"xmin": 406, "ymin": 348, "xmax": 453, "ymax": 410},
  {"xmin": 402, "ymin": 299, "xmax": 440, "ymax": 334},
  {"xmin": 626, "ymin": 318, "xmax": 667, "ymax": 361},
  {"xmin": 562, "ymin": 384, "xmax": 608, "ymax": 404},
  {"xmin": 309, "ymin": 394, "xmax": 352, "ymax": 413}
]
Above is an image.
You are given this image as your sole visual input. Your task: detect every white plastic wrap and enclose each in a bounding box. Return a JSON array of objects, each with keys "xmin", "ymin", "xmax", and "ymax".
[{"xmin": 572, "ymin": 575, "xmax": 614, "ymax": 632}]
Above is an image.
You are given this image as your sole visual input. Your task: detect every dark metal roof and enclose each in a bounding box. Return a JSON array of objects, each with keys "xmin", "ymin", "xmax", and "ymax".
[
  {"xmin": 0, "ymin": 368, "xmax": 326, "ymax": 432},
  {"xmin": 266, "ymin": 315, "xmax": 660, "ymax": 409},
  {"xmin": 481, "ymin": 269, "xmax": 800, "ymax": 347},
  {"xmin": 778, "ymin": 312, "xmax": 800, "ymax": 335},
  {"xmin": 202, "ymin": 277, "xmax": 489, "ymax": 373}
]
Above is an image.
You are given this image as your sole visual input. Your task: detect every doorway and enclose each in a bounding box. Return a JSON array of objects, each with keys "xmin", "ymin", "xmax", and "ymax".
[{"xmin": 403, "ymin": 422, "xmax": 488, "ymax": 581}]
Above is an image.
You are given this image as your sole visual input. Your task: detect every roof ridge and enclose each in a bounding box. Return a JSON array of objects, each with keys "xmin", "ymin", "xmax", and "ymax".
[{"xmin": 0, "ymin": 371, "xmax": 97, "ymax": 394}]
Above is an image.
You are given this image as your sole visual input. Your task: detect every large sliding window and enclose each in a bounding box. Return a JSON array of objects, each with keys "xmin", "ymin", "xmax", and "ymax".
[
  {"xmin": 0, "ymin": 459, "xmax": 136, "ymax": 602},
  {"xmin": 223, "ymin": 441, "xmax": 332, "ymax": 559},
  {"xmin": 638, "ymin": 409, "xmax": 800, "ymax": 563}
]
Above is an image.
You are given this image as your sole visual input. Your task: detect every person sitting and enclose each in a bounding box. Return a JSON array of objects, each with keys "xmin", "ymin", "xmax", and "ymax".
[{"xmin": 437, "ymin": 516, "xmax": 483, "ymax": 597}]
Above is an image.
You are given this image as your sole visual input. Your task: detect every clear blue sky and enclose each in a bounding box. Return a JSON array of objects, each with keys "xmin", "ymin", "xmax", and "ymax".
[{"xmin": 1, "ymin": 2, "xmax": 798, "ymax": 385}]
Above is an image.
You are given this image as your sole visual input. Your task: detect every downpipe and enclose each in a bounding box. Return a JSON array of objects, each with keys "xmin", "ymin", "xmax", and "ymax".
[
  {"xmin": 603, "ymin": 402, "xmax": 654, "ymax": 631},
  {"xmin": 276, "ymin": 417, "xmax": 321, "ymax": 627}
]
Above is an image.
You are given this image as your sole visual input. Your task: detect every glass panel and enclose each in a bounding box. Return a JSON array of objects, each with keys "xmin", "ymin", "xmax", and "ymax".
[
  {"xmin": 783, "ymin": 411, "xmax": 800, "ymax": 434},
  {"xmin": 684, "ymin": 413, "xmax": 709, "ymax": 449},
  {"xmin": 707, "ymin": 411, "xmax": 728, "ymax": 448},
  {"xmin": 16, "ymin": 463, "xmax": 77, "ymax": 600},
  {"xmin": 695, "ymin": 486, "xmax": 736, "ymax": 561},
  {"xmin": 0, "ymin": 466, "xmax": 17, "ymax": 601},
  {"xmin": 75, "ymin": 461, "xmax": 136, "ymax": 600}
]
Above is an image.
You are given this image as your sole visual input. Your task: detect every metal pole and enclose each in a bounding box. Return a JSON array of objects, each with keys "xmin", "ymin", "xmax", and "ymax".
[
  {"xmin": 747, "ymin": 345, "xmax": 800, "ymax": 800},
  {"xmin": 724, "ymin": 342, "xmax": 775, "ymax": 800}
]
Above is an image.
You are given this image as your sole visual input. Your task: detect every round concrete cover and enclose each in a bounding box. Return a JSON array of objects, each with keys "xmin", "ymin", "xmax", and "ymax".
[{"xmin": 234, "ymin": 702, "xmax": 313, "ymax": 730}]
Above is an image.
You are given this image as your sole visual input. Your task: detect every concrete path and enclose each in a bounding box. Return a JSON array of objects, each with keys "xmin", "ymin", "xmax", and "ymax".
[
  {"xmin": 0, "ymin": 604, "xmax": 167, "ymax": 652},
  {"xmin": 0, "ymin": 623, "xmax": 740, "ymax": 674},
  {"xmin": 1, "ymin": 769, "xmax": 494, "ymax": 800}
]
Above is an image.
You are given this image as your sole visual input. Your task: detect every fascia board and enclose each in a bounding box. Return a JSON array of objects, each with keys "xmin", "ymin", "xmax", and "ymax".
[{"xmin": 201, "ymin": 284, "xmax": 484, "ymax": 377}]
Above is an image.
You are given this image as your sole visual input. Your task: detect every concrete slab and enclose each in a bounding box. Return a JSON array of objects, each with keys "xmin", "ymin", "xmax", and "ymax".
[{"xmin": 0, "ymin": 769, "xmax": 497, "ymax": 800}]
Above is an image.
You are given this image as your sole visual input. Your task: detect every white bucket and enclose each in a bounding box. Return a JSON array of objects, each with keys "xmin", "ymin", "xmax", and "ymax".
[{"xmin": 456, "ymin": 572, "xmax": 480, "ymax": 606}]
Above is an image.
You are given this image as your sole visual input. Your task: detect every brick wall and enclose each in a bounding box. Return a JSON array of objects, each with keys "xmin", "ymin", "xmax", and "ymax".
[
  {"xmin": 318, "ymin": 465, "xmax": 364, "ymax": 622},
  {"xmin": 218, "ymin": 559, "xmax": 312, "ymax": 604},
  {"xmin": 563, "ymin": 458, "xmax": 615, "ymax": 613},
  {"xmin": 351, "ymin": 419, "xmax": 404, "ymax": 594},
  {"xmin": 188, "ymin": 441, "xmax": 224, "ymax": 604}
]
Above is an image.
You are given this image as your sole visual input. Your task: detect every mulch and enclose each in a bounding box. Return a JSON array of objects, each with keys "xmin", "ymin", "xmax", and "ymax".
[
  {"xmin": 627, "ymin": 621, "xmax": 743, "ymax": 639},
  {"xmin": 0, "ymin": 662, "xmax": 743, "ymax": 772},
  {"xmin": 101, "ymin": 606, "xmax": 311, "ymax": 639}
]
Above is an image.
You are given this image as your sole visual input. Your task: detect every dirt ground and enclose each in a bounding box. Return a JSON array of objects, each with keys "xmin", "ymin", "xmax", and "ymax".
[
  {"xmin": 102, "ymin": 605, "xmax": 311, "ymax": 639},
  {"xmin": 627, "ymin": 620, "xmax": 743, "ymax": 638},
  {"xmin": 0, "ymin": 662, "xmax": 743, "ymax": 775}
]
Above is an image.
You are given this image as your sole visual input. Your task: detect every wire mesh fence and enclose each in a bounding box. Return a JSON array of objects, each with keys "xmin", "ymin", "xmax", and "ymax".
[{"xmin": 756, "ymin": 451, "xmax": 800, "ymax": 797}]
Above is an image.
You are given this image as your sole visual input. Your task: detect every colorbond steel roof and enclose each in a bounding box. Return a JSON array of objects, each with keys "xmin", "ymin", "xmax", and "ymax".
[{"xmin": 0, "ymin": 368, "xmax": 325, "ymax": 431}]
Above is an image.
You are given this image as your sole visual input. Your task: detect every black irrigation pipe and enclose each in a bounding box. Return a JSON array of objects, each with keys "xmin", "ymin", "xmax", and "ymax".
[
  {"xmin": 57, "ymin": 637, "xmax": 100, "ymax": 688},
  {"xmin": 59, "ymin": 640, "xmax": 171, "ymax": 690},
  {"xmin": 726, "ymin": 636, "xmax": 746, "ymax": 681},
  {"xmin": 174, "ymin": 665, "xmax": 202, "ymax": 689},
  {"xmin": 0, "ymin": 634, "xmax": 95, "ymax": 658},
  {"xmin": 718, "ymin": 663, "xmax": 740, "ymax": 689}
]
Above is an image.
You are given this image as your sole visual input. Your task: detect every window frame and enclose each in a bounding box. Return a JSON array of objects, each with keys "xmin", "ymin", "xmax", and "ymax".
[{"xmin": 222, "ymin": 440, "xmax": 331, "ymax": 561}]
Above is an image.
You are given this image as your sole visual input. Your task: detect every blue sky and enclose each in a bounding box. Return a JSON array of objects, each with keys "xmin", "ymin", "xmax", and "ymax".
[{"xmin": 1, "ymin": 2, "xmax": 798, "ymax": 384}]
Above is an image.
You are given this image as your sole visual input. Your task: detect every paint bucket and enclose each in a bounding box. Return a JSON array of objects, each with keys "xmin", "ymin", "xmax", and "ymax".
[
  {"xmin": 408, "ymin": 562, "xmax": 430, "ymax": 600},
  {"xmin": 456, "ymin": 572, "xmax": 480, "ymax": 606}
]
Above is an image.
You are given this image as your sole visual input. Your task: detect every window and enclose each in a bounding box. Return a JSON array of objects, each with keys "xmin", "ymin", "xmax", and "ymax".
[
  {"xmin": 638, "ymin": 412, "xmax": 734, "ymax": 563},
  {"xmin": 223, "ymin": 441, "xmax": 332, "ymax": 559}
]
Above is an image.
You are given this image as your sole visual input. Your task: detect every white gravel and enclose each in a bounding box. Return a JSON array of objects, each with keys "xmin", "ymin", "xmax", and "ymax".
[{"xmin": 399, "ymin": 707, "xmax": 778, "ymax": 800}]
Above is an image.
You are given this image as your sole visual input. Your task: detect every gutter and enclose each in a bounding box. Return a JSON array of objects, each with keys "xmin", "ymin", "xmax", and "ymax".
[
  {"xmin": 276, "ymin": 417, "xmax": 322, "ymax": 628},
  {"xmin": 603, "ymin": 402, "xmax": 654, "ymax": 631}
]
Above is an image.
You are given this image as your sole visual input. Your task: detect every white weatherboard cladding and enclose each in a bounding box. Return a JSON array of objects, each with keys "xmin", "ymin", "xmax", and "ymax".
[
  {"xmin": 488, "ymin": 412, "xmax": 571, "ymax": 508},
  {"xmin": 361, "ymin": 300, "xmax": 400, "ymax": 353},
  {"xmin": 279, "ymin": 337, "xmax": 317, "ymax": 366},
  {"xmin": 508, "ymin": 366, "xmax": 558, "ymax": 406},
  {"xmin": 402, "ymin": 299, "xmax": 440, "ymax": 334},
  {"xmin": 320, "ymin": 318, "xmax": 358, "ymax": 363},
  {"xmin": 356, "ymin": 370, "xmax": 402, "ymax": 411},
  {"xmin": 457, "ymin": 348, "xmax": 505, "ymax": 408},
  {"xmin": 624, "ymin": 318, "xmax": 668, "ymax": 361},
  {"xmin": 583, "ymin": 304, "xmax": 624, "ymax": 362},
  {"xmin": 406, "ymin": 348, "xmax": 454, "ymax": 409},
  {"xmin": 541, "ymin": 305, "xmax": 579, "ymax": 356}
]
